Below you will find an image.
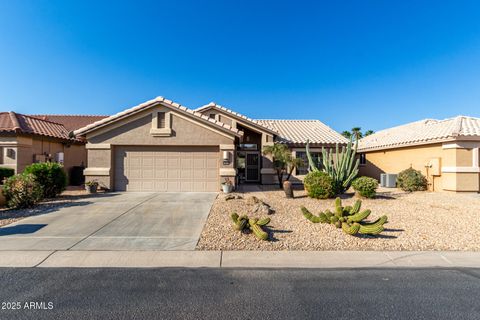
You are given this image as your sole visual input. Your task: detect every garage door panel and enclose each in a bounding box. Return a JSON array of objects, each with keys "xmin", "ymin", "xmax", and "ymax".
[{"xmin": 115, "ymin": 146, "xmax": 219, "ymax": 192}]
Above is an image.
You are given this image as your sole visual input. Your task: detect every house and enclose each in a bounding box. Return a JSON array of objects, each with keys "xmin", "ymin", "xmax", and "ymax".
[
  {"xmin": 358, "ymin": 116, "xmax": 480, "ymax": 192},
  {"xmin": 73, "ymin": 97, "xmax": 347, "ymax": 192},
  {"xmin": 0, "ymin": 112, "xmax": 106, "ymax": 179}
]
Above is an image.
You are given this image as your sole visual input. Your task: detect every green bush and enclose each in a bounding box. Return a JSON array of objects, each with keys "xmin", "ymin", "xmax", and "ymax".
[
  {"xmin": 397, "ymin": 167, "xmax": 427, "ymax": 192},
  {"xmin": 2, "ymin": 174, "xmax": 43, "ymax": 209},
  {"xmin": 0, "ymin": 167, "xmax": 15, "ymax": 184},
  {"xmin": 24, "ymin": 162, "xmax": 67, "ymax": 198},
  {"xmin": 351, "ymin": 176, "xmax": 378, "ymax": 198},
  {"xmin": 304, "ymin": 171, "xmax": 335, "ymax": 199}
]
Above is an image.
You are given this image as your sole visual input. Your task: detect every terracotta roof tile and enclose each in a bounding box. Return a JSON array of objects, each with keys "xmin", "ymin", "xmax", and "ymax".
[
  {"xmin": 0, "ymin": 112, "xmax": 74, "ymax": 140},
  {"xmin": 358, "ymin": 116, "xmax": 480, "ymax": 151},
  {"xmin": 29, "ymin": 115, "xmax": 108, "ymax": 132},
  {"xmin": 257, "ymin": 119, "xmax": 349, "ymax": 145}
]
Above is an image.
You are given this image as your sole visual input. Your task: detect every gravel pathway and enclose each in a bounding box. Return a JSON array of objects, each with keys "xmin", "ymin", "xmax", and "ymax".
[{"xmin": 197, "ymin": 187, "xmax": 480, "ymax": 251}]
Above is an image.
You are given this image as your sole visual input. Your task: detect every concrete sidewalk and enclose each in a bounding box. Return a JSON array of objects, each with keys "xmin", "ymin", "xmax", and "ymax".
[{"xmin": 1, "ymin": 250, "xmax": 479, "ymax": 268}]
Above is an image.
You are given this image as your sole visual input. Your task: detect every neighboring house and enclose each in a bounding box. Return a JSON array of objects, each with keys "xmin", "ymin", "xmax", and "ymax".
[
  {"xmin": 0, "ymin": 112, "xmax": 106, "ymax": 179},
  {"xmin": 73, "ymin": 97, "xmax": 347, "ymax": 192},
  {"xmin": 358, "ymin": 116, "xmax": 480, "ymax": 192}
]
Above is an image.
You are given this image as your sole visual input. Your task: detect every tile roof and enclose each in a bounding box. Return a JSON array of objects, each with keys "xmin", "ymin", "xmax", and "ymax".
[
  {"xmin": 256, "ymin": 119, "xmax": 349, "ymax": 145},
  {"xmin": 0, "ymin": 112, "xmax": 73, "ymax": 140},
  {"xmin": 358, "ymin": 115, "xmax": 480, "ymax": 151},
  {"xmin": 29, "ymin": 115, "xmax": 108, "ymax": 132},
  {"xmin": 196, "ymin": 102, "xmax": 278, "ymax": 135},
  {"xmin": 73, "ymin": 97, "xmax": 243, "ymax": 137}
]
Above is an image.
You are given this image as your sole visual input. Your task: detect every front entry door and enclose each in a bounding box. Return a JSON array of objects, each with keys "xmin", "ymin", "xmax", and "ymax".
[{"xmin": 245, "ymin": 152, "xmax": 260, "ymax": 182}]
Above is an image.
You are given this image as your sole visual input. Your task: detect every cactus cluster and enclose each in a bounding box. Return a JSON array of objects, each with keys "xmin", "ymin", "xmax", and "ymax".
[
  {"xmin": 231, "ymin": 213, "xmax": 271, "ymax": 240},
  {"xmin": 306, "ymin": 139, "xmax": 359, "ymax": 194},
  {"xmin": 301, "ymin": 197, "xmax": 388, "ymax": 236}
]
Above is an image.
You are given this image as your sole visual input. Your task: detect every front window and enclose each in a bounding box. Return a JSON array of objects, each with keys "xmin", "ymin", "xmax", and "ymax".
[
  {"xmin": 296, "ymin": 151, "xmax": 322, "ymax": 175},
  {"xmin": 238, "ymin": 144, "xmax": 258, "ymax": 151},
  {"xmin": 359, "ymin": 153, "xmax": 366, "ymax": 165}
]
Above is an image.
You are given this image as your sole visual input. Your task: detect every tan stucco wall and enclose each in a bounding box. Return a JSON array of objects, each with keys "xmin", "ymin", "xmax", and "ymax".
[
  {"xmin": 360, "ymin": 142, "xmax": 480, "ymax": 192},
  {"xmin": 0, "ymin": 135, "xmax": 87, "ymax": 181},
  {"xmin": 359, "ymin": 144, "xmax": 444, "ymax": 191},
  {"xmin": 88, "ymin": 108, "xmax": 234, "ymax": 146},
  {"xmin": 84, "ymin": 106, "xmax": 236, "ymax": 190}
]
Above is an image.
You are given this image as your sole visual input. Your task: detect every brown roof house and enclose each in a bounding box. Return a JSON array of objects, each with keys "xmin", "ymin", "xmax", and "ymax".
[
  {"xmin": 73, "ymin": 97, "xmax": 347, "ymax": 192},
  {"xmin": 0, "ymin": 112, "xmax": 106, "ymax": 180},
  {"xmin": 358, "ymin": 116, "xmax": 480, "ymax": 192}
]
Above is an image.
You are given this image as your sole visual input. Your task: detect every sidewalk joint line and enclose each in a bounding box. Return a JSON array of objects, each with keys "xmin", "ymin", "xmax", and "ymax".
[{"xmin": 33, "ymin": 250, "xmax": 57, "ymax": 268}]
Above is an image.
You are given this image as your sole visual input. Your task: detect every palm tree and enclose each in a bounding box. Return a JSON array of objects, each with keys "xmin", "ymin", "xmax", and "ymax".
[
  {"xmin": 341, "ymin": 131, "xmax": 352, "ymax": 140},
  {"xmin": 351, "ymin": 127, "xmax": 363, "ymax": 140},
  {"xmin": 364, "ymin": 130, "xmax": 374, "ymax": 136},
  {"xmin": 262, "ymin": 144, "xmax": 304, "ymax": 189}
]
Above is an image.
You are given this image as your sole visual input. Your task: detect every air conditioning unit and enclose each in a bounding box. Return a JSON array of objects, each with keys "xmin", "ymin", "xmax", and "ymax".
[
  {"xmin": 385, "ymin": 174, "xmax": 397, "ymax": 188},
  {"xmin": 55, "ymin": 152, "xmax": 65, "ymax": 164},
  {"xmin": 380, "ymin": 174, "xmax": 387, "ymax": 187}
]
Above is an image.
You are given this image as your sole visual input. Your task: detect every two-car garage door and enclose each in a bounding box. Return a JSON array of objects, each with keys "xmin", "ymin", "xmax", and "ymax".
[{"xmin": 114, "ymin": 146, "xmax": 219, "ymax": 192}]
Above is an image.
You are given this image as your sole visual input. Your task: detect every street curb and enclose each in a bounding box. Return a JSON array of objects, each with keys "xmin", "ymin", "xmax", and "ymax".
[{"xmin": 0, "ymin": 250, "xmax": 479, "ymax": 268}]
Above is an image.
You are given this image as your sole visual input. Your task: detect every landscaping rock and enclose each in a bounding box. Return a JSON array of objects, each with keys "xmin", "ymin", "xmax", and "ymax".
[
  {"xmin": 253, "ymin": 202, "xmax": 275, "ymax": 215},
  {"xmin": 225, "ymin": 194, "xmax": 243, "ymax": 201}
]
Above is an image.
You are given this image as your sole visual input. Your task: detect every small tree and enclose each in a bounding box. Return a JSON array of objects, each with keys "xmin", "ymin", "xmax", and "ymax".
[{"xmin": 262, "ymin": 144, "xmax": 303, "ymax": 189}]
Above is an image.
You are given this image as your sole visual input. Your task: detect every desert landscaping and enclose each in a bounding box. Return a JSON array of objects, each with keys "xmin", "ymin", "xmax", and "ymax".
[{"xmin": 197, "ymin": 186, "xmax": 480, "ymax": 251}]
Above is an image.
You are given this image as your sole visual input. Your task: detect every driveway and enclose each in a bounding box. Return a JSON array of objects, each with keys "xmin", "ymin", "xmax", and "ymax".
[{"xmin": 0, "ymin": 193, "xmax": 217, "ymax": 251}]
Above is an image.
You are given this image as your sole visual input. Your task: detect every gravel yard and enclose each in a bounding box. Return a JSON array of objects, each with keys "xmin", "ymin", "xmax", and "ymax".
[{"xmin": 197, "ymin": 186, "xmax": 480, "ymax": 251}]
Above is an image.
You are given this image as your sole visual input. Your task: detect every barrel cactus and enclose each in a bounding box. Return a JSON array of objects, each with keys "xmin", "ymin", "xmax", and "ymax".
[
  {"xmin": 301, "ymin": 197, "xmax": 388, "ymax": 236},
  {"xmin": 230, "ymin": 213, "xmax": 271, "ymax": 240}
]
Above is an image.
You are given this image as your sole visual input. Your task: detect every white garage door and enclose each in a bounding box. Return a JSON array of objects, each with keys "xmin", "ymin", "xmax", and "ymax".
[{"xmin": 114, "ymin": 146, "xmax": 219, "ymax": 192}]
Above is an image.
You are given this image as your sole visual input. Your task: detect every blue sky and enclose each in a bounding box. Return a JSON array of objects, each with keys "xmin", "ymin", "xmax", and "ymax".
[{"xmin": 1, "ymin": 1, "xmax": 480, "ymax": 132}]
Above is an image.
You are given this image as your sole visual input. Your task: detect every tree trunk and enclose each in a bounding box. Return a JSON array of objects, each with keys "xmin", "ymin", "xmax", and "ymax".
[
  {"xmin": 283, "ymin": 181, "xmax": 294, "ymax": 198},
  {"xmin": 277, "ymin": 170, "xmax": 284, "ymax": 189}
]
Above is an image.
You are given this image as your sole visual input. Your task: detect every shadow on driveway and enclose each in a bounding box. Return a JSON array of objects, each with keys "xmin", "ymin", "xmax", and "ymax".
[{"xmin": 0, "ymin": 224, "xmax": 47, "ymax": 236}]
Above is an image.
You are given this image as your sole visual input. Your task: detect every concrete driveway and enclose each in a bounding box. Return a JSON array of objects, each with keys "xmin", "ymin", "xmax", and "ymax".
[{"xmin": 0, "ymin": 193, "xmax": 217, "ymax": 251}]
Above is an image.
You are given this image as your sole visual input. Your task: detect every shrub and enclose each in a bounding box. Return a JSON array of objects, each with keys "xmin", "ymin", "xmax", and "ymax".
[
  {"xmin": 352, "ymin": 176, "xmax": 378, "ymax": 198},
  {"xmin": 2, "ymin": 173, "xmax": 43, "ymax": 209},
  {"xmin": 397, "ymin": 167, "xmax": 427, "ymax": 192},
  {"xmin": 303, "ymin": 171, "xmax": 335, "ymax": 199},
  {"xmin": 24, "ymin": 162, "xmax": 67, "ymax": 198},
  {"xmin": 0, "ymin": 167, "xmax": 15, "ymax": 184}
]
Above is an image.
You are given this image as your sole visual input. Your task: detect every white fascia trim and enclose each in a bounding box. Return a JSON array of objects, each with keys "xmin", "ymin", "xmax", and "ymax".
[
  {"xmin": 86, "ymin": 143, "xmax": 111, "ymax": 150},
  {"xmin": 219, "ymin": 168, "xmax": 236, "ymax": 176},
  {"xmin": 219, "ymin": 144, "xmax": 235, "ymax": 150},
  {"xmin": 443, "ymin": 141, "xmax": 480, "ymax": 149},
  {"xmin": 84, "ymin": 167, "xmax": 111, "ymax": 176},
  {"xmin": 441, "ymin": 167, "xmax": 480, "ymax": 173}
]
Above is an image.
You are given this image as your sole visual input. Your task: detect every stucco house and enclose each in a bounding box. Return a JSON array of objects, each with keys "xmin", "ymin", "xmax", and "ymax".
[
  {"xmin": 73, "ymin": 96, "xmax": 347, "ymax": 192},
  {"xmin": 0, "ymin": 112, "xmax": 106, "ymax": 179},
  {"xmin": 358, "ymin": 116, "xmax": 480, "ymax": 192}
]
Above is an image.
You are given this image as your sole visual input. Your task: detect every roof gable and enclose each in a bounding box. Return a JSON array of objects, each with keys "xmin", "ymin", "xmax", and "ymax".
[
  {"xmin": 73, "ymin": 97, "xmax": 243, "ymax": 137},
  {"xmin": 196, "ymin": 102, "xmax": 278, "ymax": 135}
]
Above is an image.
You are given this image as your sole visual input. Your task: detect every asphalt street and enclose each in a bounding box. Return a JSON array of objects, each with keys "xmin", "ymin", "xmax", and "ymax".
[{"xmin": 0, "ymin": 267, "xmax": 479, "ymax": 320}]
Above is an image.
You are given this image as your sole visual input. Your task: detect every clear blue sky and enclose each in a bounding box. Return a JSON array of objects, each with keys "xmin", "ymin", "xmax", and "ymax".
[{"xmin": 1, "ymin": 1, "xmax": 480, "ymax": 132}]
